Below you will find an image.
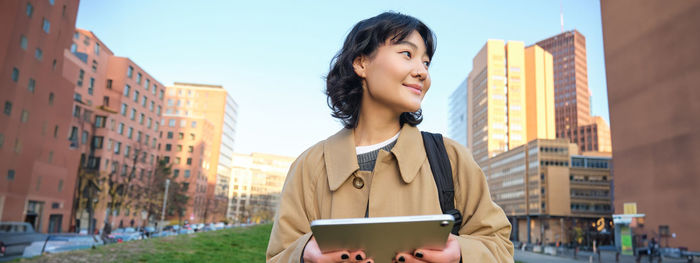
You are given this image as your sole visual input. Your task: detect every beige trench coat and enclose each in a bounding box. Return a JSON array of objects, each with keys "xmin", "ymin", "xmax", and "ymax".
[{"xmin": 266, "ymin": 125, "xmax": 514, "ymax": 262}]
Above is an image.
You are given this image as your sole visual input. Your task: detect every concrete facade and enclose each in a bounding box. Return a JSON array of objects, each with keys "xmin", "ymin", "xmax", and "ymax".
[
  {"xmin": 0, "ymin": 0, "xmax": 81, "ymax": 233},
  {"xmin": 601, "ymin": 0, "xmax": 700, "ymax": 250}
]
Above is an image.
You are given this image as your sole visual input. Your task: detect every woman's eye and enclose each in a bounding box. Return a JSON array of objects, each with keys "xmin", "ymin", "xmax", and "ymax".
[
  {"xmin": 424, "ymin": 61, "xmax": 431, "ymax": 67},
  {"xmin": 401, "ymin": 51, "xmax": 412, "ymax": 58}
]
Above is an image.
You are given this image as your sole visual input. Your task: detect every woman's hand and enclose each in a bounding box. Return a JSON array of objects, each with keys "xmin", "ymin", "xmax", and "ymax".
[
  {"xmin": 393, "ymin": 234, "xmax": 461, "ymax": 263},
  {"xmin": 303, "ymin": 236, "xmax": 374, "ymax": 263}
]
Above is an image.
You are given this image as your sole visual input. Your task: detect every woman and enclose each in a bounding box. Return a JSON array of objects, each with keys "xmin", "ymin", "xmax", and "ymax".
[{"xmin": 266, "ymin": 12, "xmax": 514, "ymax": 263}]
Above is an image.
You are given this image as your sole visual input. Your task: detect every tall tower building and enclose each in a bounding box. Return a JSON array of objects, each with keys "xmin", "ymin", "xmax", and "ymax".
[
  {"xmin": 466, "ymin": 40, "xmax": 554, "ymax": 165},
  {"xmin": 536, "ymin": 30, "xmax": 591, "ymax": 135},
  {"xmin": 524, "ymin": 45, "xmax": 556, "ymax": 142},
  {"xmin": 164, "ymin": 83, "xmax": 238, "ymax": 222},
  {"xmin": 447, "ymin": 79, "xmax": 467, "ymax": 147},
  {"xmin": 536, "ymin": 31, "xmax": 611, "ymax": 153},
  {"xmin": 0, "ymin": 0, "xmax": 81, "ymax": 233}
]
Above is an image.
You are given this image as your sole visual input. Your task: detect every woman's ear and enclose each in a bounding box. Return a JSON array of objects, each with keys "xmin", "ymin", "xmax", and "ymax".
[{"xmin": 353, "ymin": 55, "xmax": 368, "ymax": 78}]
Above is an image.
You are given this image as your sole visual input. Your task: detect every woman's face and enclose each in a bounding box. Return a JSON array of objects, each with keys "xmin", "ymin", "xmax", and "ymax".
[{"xmin": 354, "ymin": 30, "xmax": 432, "ymax": 114}]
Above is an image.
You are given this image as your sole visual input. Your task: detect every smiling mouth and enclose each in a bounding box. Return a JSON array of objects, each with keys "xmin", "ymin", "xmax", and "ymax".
[{"xmin": 403, "ymin": 84, "xmax": 422, "ymax": 95}]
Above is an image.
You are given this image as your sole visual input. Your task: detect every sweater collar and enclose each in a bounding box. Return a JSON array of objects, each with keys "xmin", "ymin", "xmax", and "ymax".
[{"xmin": 324, "ymin": 124, "xmax": 426, "ymax": 191}]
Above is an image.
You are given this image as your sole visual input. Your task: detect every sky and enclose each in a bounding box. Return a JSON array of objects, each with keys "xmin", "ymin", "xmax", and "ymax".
[{"xmin": 75, "ymin": 0, "xmax": 609, "ymax": 158}]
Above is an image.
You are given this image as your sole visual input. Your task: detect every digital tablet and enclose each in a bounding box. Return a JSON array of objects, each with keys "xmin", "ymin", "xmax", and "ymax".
[{"xmin": 310, "ymin": 214, "xmax": 454, "ymax": 262}]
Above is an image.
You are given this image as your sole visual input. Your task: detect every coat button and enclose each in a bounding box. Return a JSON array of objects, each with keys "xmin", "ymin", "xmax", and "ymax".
[{"xmin": 353, "ymin": 177, "xmax": 364, "ymax": 189}]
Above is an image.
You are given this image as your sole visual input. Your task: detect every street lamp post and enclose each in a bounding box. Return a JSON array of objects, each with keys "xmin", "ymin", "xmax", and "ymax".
[{"xmin": 160, "ymin": 179, "xmax": 170, "ymax": 232}]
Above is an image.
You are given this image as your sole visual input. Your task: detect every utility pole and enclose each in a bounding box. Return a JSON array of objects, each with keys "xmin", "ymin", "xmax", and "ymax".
[{"xmin": 160, "ymin": 179, "xmax": 170, "ymax": 232}]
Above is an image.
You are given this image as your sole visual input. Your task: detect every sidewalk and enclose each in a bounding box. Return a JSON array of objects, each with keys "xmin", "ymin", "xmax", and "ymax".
[{"xmin": 515, "ymin": 249, "xmax": 694, "ymax": 263}]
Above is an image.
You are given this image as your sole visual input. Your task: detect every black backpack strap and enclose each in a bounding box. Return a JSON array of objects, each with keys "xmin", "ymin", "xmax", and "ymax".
[{"xmin": 421, "ymin": 131, "xmax": 462, "ymax": 235}]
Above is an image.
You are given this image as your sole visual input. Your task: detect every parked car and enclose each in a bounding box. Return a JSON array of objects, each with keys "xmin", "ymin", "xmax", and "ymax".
[
  {"xmin": 150, "ymin": 230, "xmax": 176, "ymax": 238},
  {"xmin": 22, "ymin": 234, "xmax": 104, "ymax": 258},
  {"xmin": 108, "ymin": 227, "xmax": 142, "ymax": 242},
  {"xmin": 0, "ymin": 222, "xmax": 46, "ymax": 261}
]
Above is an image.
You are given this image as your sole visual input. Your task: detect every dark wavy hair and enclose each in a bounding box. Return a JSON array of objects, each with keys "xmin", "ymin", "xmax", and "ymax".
[{"xmin": 325, "ymin": 12, "xmax": 436, "ymax": 129}]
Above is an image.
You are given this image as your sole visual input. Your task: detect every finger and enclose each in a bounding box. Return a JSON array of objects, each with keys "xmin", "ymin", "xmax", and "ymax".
[
  {"xmin": 318, "ymin": 250, "xmax": 351, "ymax": 263},
  {"xmin": 349, "ymin": 250, "xmax": 366, "ymax": 262},
  {"xmin": 394, "ymin": 252, "xmax": 426, "ymax": 263}
]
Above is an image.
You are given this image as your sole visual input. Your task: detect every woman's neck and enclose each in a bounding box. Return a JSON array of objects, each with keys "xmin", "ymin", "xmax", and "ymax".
[{"xmin": 354, "ymin": 102, "xmax": 401, "ymax": 147}]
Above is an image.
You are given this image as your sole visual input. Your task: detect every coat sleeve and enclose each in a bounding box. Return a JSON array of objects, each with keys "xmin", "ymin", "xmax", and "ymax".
[
  {"xmin": 445, "ymin": 138, "xmax": 515, "ymax": 263},
  {"xmin": 266, "ymin": 155, "xmax": 317, "ymax": 262}
]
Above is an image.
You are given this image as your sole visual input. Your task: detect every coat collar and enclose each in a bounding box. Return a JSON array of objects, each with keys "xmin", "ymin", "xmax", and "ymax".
[{"xmin": 324, "ymin": 124, "xmax": 427, "ymax": 191}]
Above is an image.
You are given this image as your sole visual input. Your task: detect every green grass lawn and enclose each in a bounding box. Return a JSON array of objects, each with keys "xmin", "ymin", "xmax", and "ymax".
[{"xmin": 16, "ymin": 224, "xmax": 272, "ymax": 263}]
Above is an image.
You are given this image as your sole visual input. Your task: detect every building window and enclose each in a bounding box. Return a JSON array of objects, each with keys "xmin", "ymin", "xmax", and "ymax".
[
  {"xmin": 136, "ymin": 73, "xmax": 142, "ymax": 84},
  {"xmin": 130, "ymin": 109, "xmax": 136, "ymax": 120},
  {"xmin": 188, "ymin": 146, "xmax": 193, "ymax": 153},
  {"xmin": 124, "ymin": 84, "xmax": 131, "ymax": 97},
  {"xmin": 26, "ymin": 3, "xmax": 33, "ymax": 17},
  {"xmin": 165, "ymin": 144, "xmax": 172, "ymax": 151},
  {"xmin": 157, "ymin": 106, "xmax": 162, "ymax": 115},
  {"xmin": 95, "ymin": 116, "xmax": 106, "ymax": 128},
  {"xmin": 142, "ymin": 96, "xmax": 147, "ymax": 107},
  {"xmin": 42, "ymin": 18, "xmax": 50, "ymax": 33},
  {"xmin": 114, "ymin": 141, "xmax": 121, "ymax": 154},
  {"xmin": 175, "ymin": 157, "xmax": 181, "ymax": 164},
  {"xmin": 94, "ymin": 43, "xmax": 100, "ymax": 55},
  {"xmin": 52, "ymin": 59, "xmax": 56, "ymax": 71},
  {"xmin": 184, "ymin": 170, "xmax": 191, "ymax": 178},
  {"xmin": 54, "ymin": 125, "xmax": 59, "ymax": 138},
  {"xmin": 174, "ymin": 169, "xmax": 180, "ymax": 177},
  {"xmin": 190, "ymin": 133, "xmax": 195, "ymax": 140},
  {"xmin": 127, "ymin": 66, "xmax": 133, "ymax": 78},
  {"xmin": 168, "ymin": 119, "xmax": 176, "ymax": 127},
  {"xmin": 103, "ymin": 96, "xmax": 110, "ymax": 107},
  {"xmin": 12, "ymin": 67, "xmax": 19, "ymax": 82},
  {"xmin": 93, "ymin": 136, "xmax": 104, "ymax": 149},
  {"xmin": 4, "ymin": 101, "xmax": 12, "ymax": 116},
  {"xmin": 133, "ymin": 91, "xmax": 139, "ymax": 102},
  {"xmin": 77, "ymin": 69, "xmax": 84, "ymax": 86},
  {"xmin": 20, "ymin": 110, "xmax": 29, "ymax": 123},
  {"xmin": 28, "ymin": 78, "xmax": 36, "ymax": 93},
  {"xmin": 178, "ymin": 133, "xmax": 184, "ymax": 140},
  {"xmin": 118, "ymin": 123, "xmax": 124, "ymax": 134},
  {"xmin": 124, "ymin": 145, "xmax": 130, "ymax": 157},
  {"xmin": 167, "ymin": 132, "xmax": 173, "ymax": 139},
  {"xmin": 127, "ymin": 127, "xmax": 133, "ymax": 139},
  {"xmin": 35, "ymin": 48, "xmax": 42, "ymax": 60},
  {"xmin": 7, "ymin": 169, "xmax": 15, "ymax": 181},
  {"xmin": 106, "ymin": 79, "xmax": 113, "ymax": 89},
  {"xmin": 139, "ymin": 113, "xmax": 144, "ymax": 124},
  {"xmin": 186, "ymin": 158, "xmax": 192, "ymax": 165},
  {"xmin": 176, "ymin": 145, "xmax": 182, "ymax": 152},
  {"xmin": 120, "ymin": 103, "xmax": 127, "ymax": 116},
  {"xmin": 20, "ymin": 35, "xmax": 28, "ymax": 50},
  {"xmin": 159, "ymin": 89, "xmax": 164, "ymax": 99},
  {"xmin": 88, "ymin": 78, "xmax": 94, "ymax": 95}
]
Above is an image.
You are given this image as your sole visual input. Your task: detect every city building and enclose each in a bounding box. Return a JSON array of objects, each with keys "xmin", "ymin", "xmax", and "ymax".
[
  {"xmin": 524, "ymin": 45, "xmax": 556, "ymax": 142},
  {"xmin": 158, "ymin": 99, "xmax": 215, "ymax": 224},
  {"xmin": 0, "ymin": 0, "xmax": 81, "ymax": 233},
  {"xmin": 228, "ymin": 153, "xmax": 294, "ymax": 224},
  {"xmin": 463, "ymin": 40, "xmax": 555, "ymax": 165},
  {"xmin": 601, "ymin": 0, "xmax": 700, "ymax": 250},
  {"xmin": 63, "ymin": 29, "xmax": 166, "ymax": 232},
  {"xmin": 164, "ymin": 82, "xmax": 238, "ymax": 222},
  {"xmin": 535, "ymin": 30, "xmax": 591, "ymax": 136},
  {"xmin": 536, "ymin": 30, "xmax": 611, "ymax": 153},
  {"xmin": 447, "ymin": 78, "xmax": 468, "ymax": 147},
  {"xmin": 485, "ymin": 138, "xmax": 612, "ymax": 245}
]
